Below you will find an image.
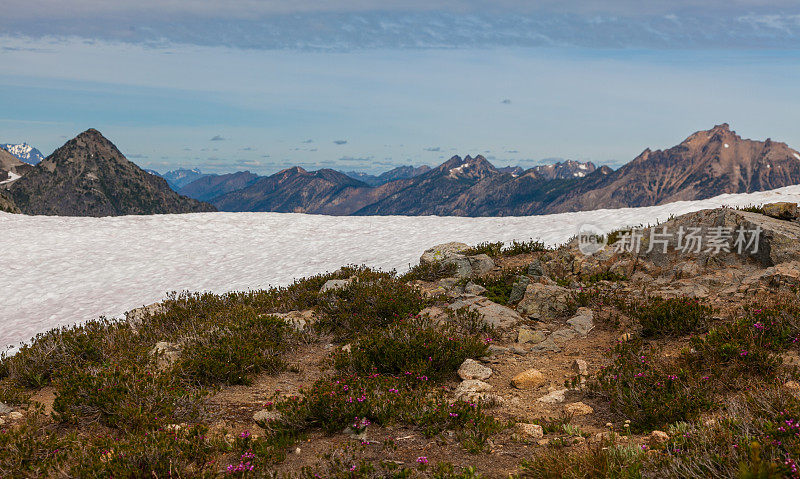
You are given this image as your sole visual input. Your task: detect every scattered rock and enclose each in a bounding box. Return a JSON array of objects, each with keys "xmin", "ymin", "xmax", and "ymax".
[
  {"xmin": 320, "ymin": 278, "xmax": 353, "ymax": 293},
  {"xmin": 508, "ymin": 275, "xmax": 531, "ymax": 303},
  {"xmin": 464, "ymin": 282, "xmax": 488, "ymax": 295},
  {"xmin": 571, "ymin": 359, "xmax": 589, "ymax": 376},
  {"xmin": 537, "ymin": 438, "xmax": 551, "ymax": 446},
  {"xmin": 253, "ymin": 410, "xmax": 284, "ymax": 427},
  {"xmin": 537, "ymin": 389, "xmax": 568, "ymax": 404},
  {"xmin": 0, "ymin": 402, "xmax": 12, "ymax": 415},
  {"xmin": 530, "ymin": 337, "xmax": 562, "ymax": 353},
  {"xmin": 448, "ymin": 296, "xmax": 523, "ymax": 330},
  {"xmin": 271, "ymin": 310, "xmax": 314, "ymax": 331},
  {"xmin": 527, "ymin": 260, "xmax": 545, "ymax": 277},
  {"xmin": 8, "ymin": 411, "xmax": 24, "ymax": 420},
  {"xmin": 648, "ymin": 430, "xmax": 670, "ymax": 447},
  {"xmin": 512, "ymin": 369, "xmax": 546, "ymax": 389},
  {"xmin": 0, "ymin": 418, "xmax": 4, "ymax": 426},
  {"xmin": 517, "ymin": 283, "xmax": 572, "ymax": 320},
  {"xmin": 564, "ymin": 402, "xmax": 594, "ymax": 416},
  {"xmin": 550, "ymin": 328, "xmax": 578, "ymax": 344},
  {"xmin": 784, "ymin": 380, "xmax": 800, "ymax": 392},
  {"xmin": 150, "ymin": 341, "xmax": 182, "ymax": 370},
  {"xmin": 458, "ymin": 359, "xmax": 493, "ymax": 381},
  {"xmin": 454, "ymin": 380, "xmax": 493, "ymax": 401},
  {"xmin": 125, "ymin": 302, "xmax": 165, "ymax": 327},
  {"xmin": 517, "ymin": 327, "xmax": 545, "ymax": 344},
  {"xmin": 618, "ymin": 332, "xmax": 634, "ymax": 342},
  {"xmin": 566, "ymin": 308, "xmax": 594, "ymax": 336},
  {"xmin": 515, "ymin": 423, "xmax": 544, "ymax": 439},
  {"xmin": 420, "ymin": 242, "xmax": 470, "ymax": 264}
]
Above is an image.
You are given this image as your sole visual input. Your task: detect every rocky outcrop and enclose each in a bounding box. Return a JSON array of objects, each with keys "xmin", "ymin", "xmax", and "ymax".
[{"xmin": 516, "ymin": 283, "xmax": 572, "ymax": 320}]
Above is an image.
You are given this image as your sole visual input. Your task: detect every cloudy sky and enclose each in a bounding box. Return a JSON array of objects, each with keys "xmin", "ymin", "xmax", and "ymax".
[{"xmin": 1, "ymin": 1, "xmax": 799, "ymax": 174}]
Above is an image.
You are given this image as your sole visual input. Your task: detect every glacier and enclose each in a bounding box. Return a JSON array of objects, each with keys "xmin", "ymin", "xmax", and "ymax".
[{"xmin": 3, "ymin": 185, "xmax": 800, "ymax": 351}]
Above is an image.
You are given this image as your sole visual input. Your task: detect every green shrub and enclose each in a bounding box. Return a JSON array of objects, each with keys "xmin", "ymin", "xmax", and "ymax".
[
  {"xmin": 583, "ymin": 270, "xmax": 627, "ymax": 284},
  {"xmin": 52, "ymin": 362, "xmax": 204, "ymax": 431},
  {"xmin": 463, "ymin": 242, "xmax": 504, "ymax": 257},
  {"xmin": 316, "ymin": 277, "xmax": 430, "ymax": 339},
  {"xmin": 626, "ymin": 296, "xmax": 713, "ymax": 338},
  {"xmin": 594, "ymin": 341, "xmax": 714, "ymax": 429},
  {"xmin": 503, "ymin": 239, "xmax": 547, "ymax": 256},
  {"xmin": 177, "ymin": 311, "xmax": 291, "ymax": 386},
  {"xmin": 399, "ymin": 261, "xmax": 458, "ymax": 282},
  {"xmin": 468, "ymin": 271, "xmax": 519, "ymax": 305},
  {"xmin": 334, "ymin": 318, "xmax": 489, "ymax": 382}
]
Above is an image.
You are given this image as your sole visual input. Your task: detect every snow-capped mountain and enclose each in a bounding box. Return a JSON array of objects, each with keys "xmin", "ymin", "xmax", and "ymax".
[{"xmin": 1, "ymin": 143, "xmax": 46, "ymax": 165}]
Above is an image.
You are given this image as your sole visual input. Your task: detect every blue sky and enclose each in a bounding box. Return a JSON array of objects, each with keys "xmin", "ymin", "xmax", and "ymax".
[{"xmin": 1, "ymin": 1, "xmax": 800, "ymax": 174}]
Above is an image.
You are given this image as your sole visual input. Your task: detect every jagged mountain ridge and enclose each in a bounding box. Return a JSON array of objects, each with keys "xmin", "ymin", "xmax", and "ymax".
[
  {"xmin": 343, "ymin": 165, "xmax": 432, "ymax": 187},
  {"xmin": 7, "ymin": 129, "xmax": 216, "ymax": 216},
  {"xmin": 211, "ymin": 125, "xmax": 800, "ymax": 216}
]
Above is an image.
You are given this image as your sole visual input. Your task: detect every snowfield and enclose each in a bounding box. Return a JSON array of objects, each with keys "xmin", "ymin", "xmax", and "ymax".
[{"xmin": 3, "ymin": 185, "xmax": 800, "ymax": 350}]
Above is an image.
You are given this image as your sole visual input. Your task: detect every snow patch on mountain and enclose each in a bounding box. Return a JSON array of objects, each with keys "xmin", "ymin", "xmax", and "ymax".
[
  {"xmin": 4, "ymin": 184, "xmax": 800, "ymax": 350},
  {"xmin": 0, "ymin": 171, "xmax": 22, "ymax": 185}
]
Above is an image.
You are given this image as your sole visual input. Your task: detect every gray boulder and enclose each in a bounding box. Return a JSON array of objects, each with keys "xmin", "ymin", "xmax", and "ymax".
[
  {"xmin": 448, "ymin": 296, "xmax": 523, "ymax": 330},
  {"xmin": 517, "ymin": 283, "xmax": 572, "ymax": 320},
  {"xmin": 566, "ymin": 308, "xmax": 594, "ymax": 336},
  {"xmin": 420, "ymin": 242, "xmax": 470, "ymax": 264},
  {"xmin": 508, "ymin": 275, "xmax": 531, "ymax": 303}
]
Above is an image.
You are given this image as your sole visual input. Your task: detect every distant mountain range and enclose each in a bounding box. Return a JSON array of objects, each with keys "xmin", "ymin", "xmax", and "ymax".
[
  {"xmin": 3, "ymin": 130, "xmax": 214, "ymax": 216},
  {"xmin": 1, "ymin": 143, "xmax": 46, "ymax": 165},
  {"xmin": 4, "ymin": 124, "xmax": 800, "ymax": 217}
]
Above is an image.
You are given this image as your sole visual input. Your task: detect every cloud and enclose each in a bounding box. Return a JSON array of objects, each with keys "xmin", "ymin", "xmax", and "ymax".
[
  {"xmin": 506, "ymin": 149, "xmax": 519, "ymax": 154},
  {"xmin": 210, "ymin": 135, "xmax": 226, "ymax": 141},
  {"xmin": 126, "ymin": 153, "xmax": 148, "ymax": 159},
  {"xmin": 424, "ymin": 146, "xmax": 441, "ymax": 152},
  {"xmin": 333, "ymin": 140, "xmax": 348, "ymax": 145},
  {"xmin": 501, "ymin": 99, "xmax": 511, "ymax": 104},
  {"xmin": 302, "ymin": 139, "xmax": 314, "ymax": 144},
  {"xmin": 240, "ymin": 146, "xmax": 254, "ymax": 151}
]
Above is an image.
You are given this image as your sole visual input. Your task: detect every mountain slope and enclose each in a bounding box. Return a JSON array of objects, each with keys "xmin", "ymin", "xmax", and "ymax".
[
  {"xmin": 8, "ymin": 129, "xmax": 216, "ymax": 216},
  {"xmin": 160, "ymin": 168, "xmax": 209, "ymax": 190},
  {"xmin": 178, "ymin": 171, "xmax": 260, "ymax": 202},
  {"xmin": 545, "ymin": 124, "xmax": 800, "ymax": 213},
  {"xmin": 1, "ymin": 143, "xmax": 46, "ymax": 165},
  {"xmin": 344, "ymin": 165, "xmax": 432, "ymax": 187},
  {"xmin": 0, "ymin": 148, "xmax": 33, "ymax": 186},
  {"xmin": 212, "ymin": 167, "xmax": 367, "ymax": 213}
]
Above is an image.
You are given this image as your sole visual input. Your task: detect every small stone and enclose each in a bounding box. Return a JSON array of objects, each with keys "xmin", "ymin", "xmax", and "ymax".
[
  {"xmin": 515, "ymin": 423, "xmax": 544, "ymax": 439},
  {"xmin": 511, "ymin": 369, "xmax": 546, "ymax": 389},
  {"xmin": 550, "ymin": 328, "xmax": 577, "ymax": 344},
  {"xmin": 530, "ymin": 337, "xmax": 561, "ymax": 353},
  {"xmin": 0, "ymin": 402, "xmax": 12, "ymax": 415},
  {"xmin": 566, "ymin": 308, "xmax": 594, "ymax": 336},
  {"xmin": 253, "ymin": 410, "xmax": 283, "ymax": 426},
  {"xmin": 537, "ymin": 389, "xmax": 567, "ymax": 404},
  {"xmin": 785, "ymin": 380, "xmax": 800, "ymax": 392},
  {"xmin": 537, "ymin": 438, "xmax": 551, "ymax": 446},
  {"xmin": 458, "ymin": 359, "xmax": 493, "ymax": 381},
  {"xmin": 571, "ymin": 359, "xmax": 589, "ymax": 376},
  {"xmin": 528, "ymin": 260, "xmax": 545, "ymax": 277},
  {"xmin": 648, "ymin": 430, "xmax": 670, "ymax": 448},
  {"xmin": 455, "ymin": 380, "xmax": 493, "ymax": 400},
  {"xmin": 564, "ymin": 402, "xmax": 594, "ymax": 416},
  {"xmin": 0, "ymin": 418, "xmax": 5, "ymax": 426},
  {"xmin": 464, "ymin": 282, "xmax": 488, "ymax": 295},
  {"xmin": 295, "ymin": 447, "xmax": 302, "ymax": 455},
  {"xmin": 517, "ymin": 327, "xmax": 545, "ymax": 344},
  {"xmin": 8, "ymin": 411, "xmax": 24, "ymax": 420},
  {"xmin": 320, "ymin": 279, "xmax": 352, "ymax": 293},
  {"xmin": 618, "ymin": 332, "xmax": 634, "ymax": 342}
]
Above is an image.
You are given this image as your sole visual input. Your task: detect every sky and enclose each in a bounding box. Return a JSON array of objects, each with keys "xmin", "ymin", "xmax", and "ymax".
[{"xmin": 1, "ymin": 1, "xmax": 800, "ymax": 174}]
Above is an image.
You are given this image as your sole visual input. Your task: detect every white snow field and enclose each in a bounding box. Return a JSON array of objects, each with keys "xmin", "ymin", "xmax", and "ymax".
[{"xmin": 3, "ymin": 184, "xmax": 800, "ymax": 350}]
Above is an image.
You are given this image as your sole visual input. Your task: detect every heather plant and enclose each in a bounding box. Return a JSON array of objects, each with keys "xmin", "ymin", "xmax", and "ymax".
[
  {"xmin": 463, "ymin": 241, "xmax": 504, "ymax": 257},
  {"xmin": 399, "ymin": 261, "xmax": 458, "ymax": 282},
  {"xmin": 316, "ymin": 276, "xmax": 430, "ymax": 338},
  {"xmin": 625, "ymin": 296, "xmax": 713, "ymax": 338},
  {"xmin": 177, "ymin": 311, "xmax": 291, "ymax": 386},
  {"xmin": 594, "ymin": 341, "xmax": 714, "ymax": 429},
  {"xmin": 502, "ymin": 239, "xmax": 547, "ymax": 256},
  {"xmin": 52, "ymin": 361, "xmax": 205, "ymax": 431},
  {"xmin": 467, "ymin": 270, "xmax": 521, "ymax": 305},
  {"xmin": 334, "ymin": 317, "xmax": 489, "ymax": 382}
]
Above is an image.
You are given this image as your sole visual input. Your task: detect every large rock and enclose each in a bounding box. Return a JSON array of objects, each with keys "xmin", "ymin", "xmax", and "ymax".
[
  {"xmin": 517, "ymin": 283, "xmax": 572, "ymax": 320},
  {"xmin": 454, "ymin": 379, "xmax": 493, "ymax": 401},
  {"xmin": 762, "ymin": 202, "xmax": 799, "ymax": 221},
  {"xmin": 458, "ymin": 359, "xmax": 493, "ymax": 381},
  {"xmin": 511, "ymin": 369, "xmax": 546, "ymax": 389},
  {"xmin": 443, "ymin": 254, "xmax": 495, "ymax": 279},
  {"xmin": 508, "ymin": 275, "xmax": 531, "ymax": 304},
  {"xmin": 420, "ymin": 242, "xmax": 470, "ymax": 264},
  {"xmin": 566, "ymin": 308, "xmax": 594, "ymax": 336},
  {"xmin": 448, "ymin": 296, "xmax": 523, "ymax": 330}
]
